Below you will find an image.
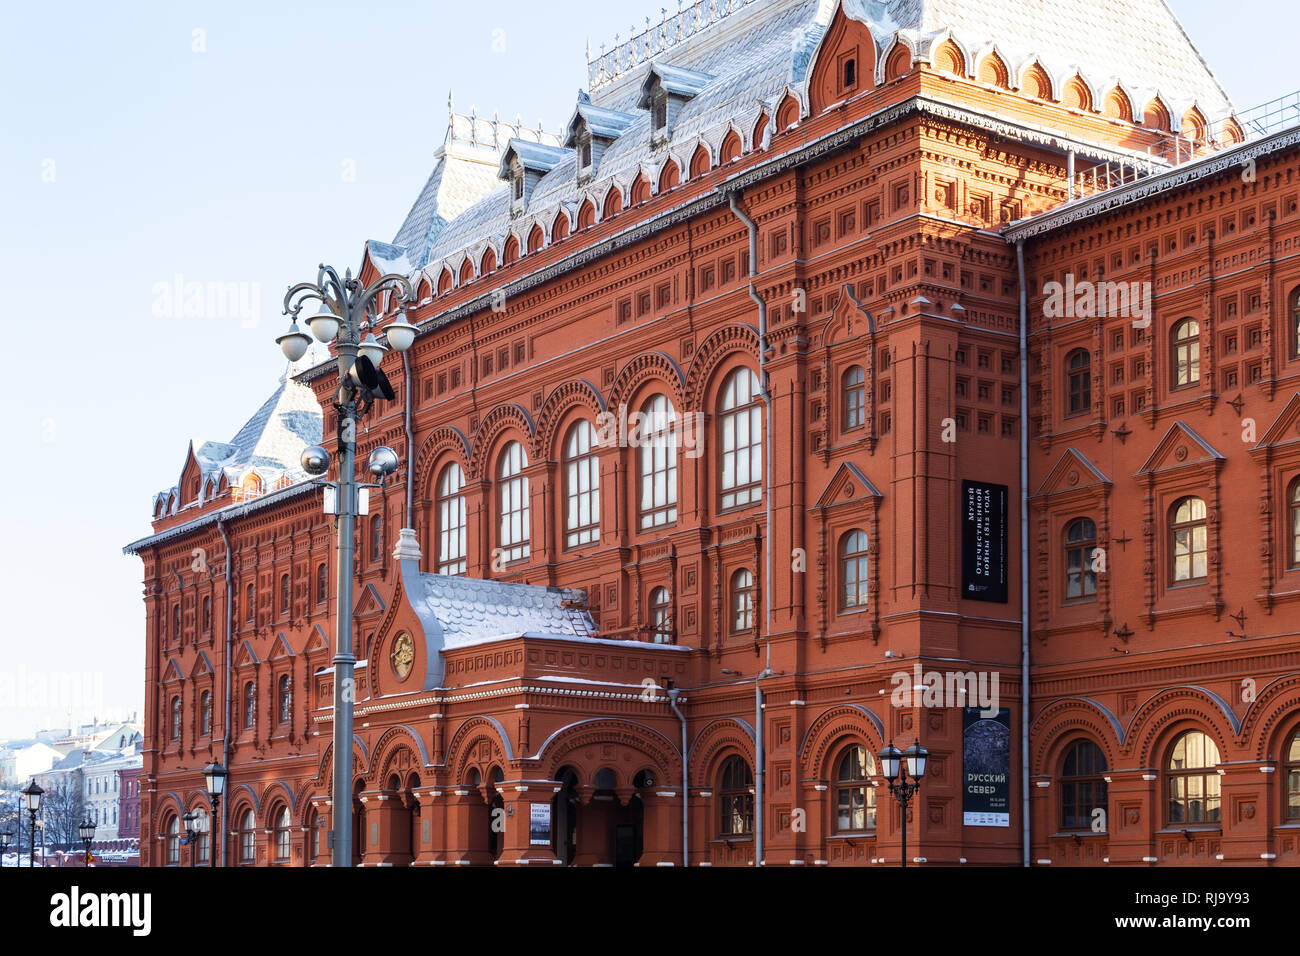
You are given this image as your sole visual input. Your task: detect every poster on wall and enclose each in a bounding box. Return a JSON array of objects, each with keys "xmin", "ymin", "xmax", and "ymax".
[
  {"xmin": 963, "ymin": 707, "xmax": 1011, "ymax": 827},
  {"xmin": 961, "ymin": 480, "xmax": 1008, "ymax": 603},
  {"xmin": 529, "ymin": 802, "xmax": 552, "ymax": 845}
]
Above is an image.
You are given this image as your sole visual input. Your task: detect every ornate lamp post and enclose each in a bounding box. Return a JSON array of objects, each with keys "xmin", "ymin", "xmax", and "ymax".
[
  {"xmin": 182, "ymin": 811, "xmax": 197, "ymax": 867},
  {"xmin": 78, "ymin": 819, "xmax": 96, "ymax": 866},
  {"xmin": 21, "ymin": 780, "xmax": 42, "ymax": 868},
  {"xmin": 202, "ymin": 761, "xmax": 226, "ymax": 868},
  {"xmin": 0, "ymin": 829, "xmax": 11, "ymax": 866},
  {"xmin": 278, "ymin": 265, "xmax": 416, "ymax": 866},
  {"xmin": 878, "ymin": 740, "xmax": 929, "ymax": 868}
]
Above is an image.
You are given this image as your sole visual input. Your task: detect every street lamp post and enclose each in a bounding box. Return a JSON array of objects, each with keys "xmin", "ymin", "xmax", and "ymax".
[
  {"xmin": 279, "ymin": 265, "xmax": 416, "ymax": 867},
  {"xmin": 21, "ymin": 780, "xmax": 42, "ymax": 868},
  {"xmin": 78, "ymin": 820, "xmax": 96, "ymax": 867},
  {"xmin": 878, "ymin": 740, "xmax": 929, "ymax": 868},
  {"xmin": 202, "ymin": 761, "xmax": 227, "ymax": 868},
  {"xmin": 182, "ymin": 812, "xmax": 197, "ymax": 867},
  {"xmin": 0, "ymin": 829, "xmax": 11, "ymax": 866}
]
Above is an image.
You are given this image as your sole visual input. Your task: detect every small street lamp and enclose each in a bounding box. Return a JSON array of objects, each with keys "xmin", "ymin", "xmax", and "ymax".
[
  {"xmin": 182, "ymin": 811, "xmax": 197, "ymax": 867},
  {"xmin": 280, "ymin": 265, "xmax": 415, "ymax": 866},
  {"xmin": 78, "ymin": 819, "xmax": 96, "ymax": 867},
  {"xmin": 21, "ymin": 779, "xmax": 43, "ymax": 868},
  {"xmin": 0, "ymin": 829, "xmax": 12, "ymax": 866},
  {"xmin": 202, "ymin": 761, "xmax": 227, "ymax": 868},
  {"xmin": 878, "ymin": 739, "xmax": 929, "ymax": 868}
]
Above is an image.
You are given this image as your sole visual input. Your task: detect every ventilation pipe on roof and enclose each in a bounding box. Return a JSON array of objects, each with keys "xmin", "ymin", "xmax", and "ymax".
[
  {"xmin": 216, "ymin": 516, "xmax": 234, "ymax": 868},
  {"xmin": 667, "ymin": 687, "xmax": 688, "ymax": 866},
  {"xmin": 727, "ymin": 189, "xmax": 772, "ymax": 867},
  {"xmin": 1015, "ymin": 239, "xmax": 1031, "ymax": 868}
]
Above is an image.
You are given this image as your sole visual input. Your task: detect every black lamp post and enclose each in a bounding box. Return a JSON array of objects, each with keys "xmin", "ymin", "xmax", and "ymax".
[
  {"xmin": 78, "ymin": 819, "xmax": 96, "ymax": 866},
  {"xmin": 0, "ymin": 829, "xmax": 11, "ymax": 866},
  {"xmin": 878, "ymin": 740, "xmax": 929, "ymax": 868},
  {"xmin": 182, "ymin": 812, "xmax": 197, "ymax": 867},
  {"xmin": 21, "ymin": 780, "xmax": 43, "ymax": 868},
  {"xmin": 202, "ymin": 761, "xmax": 227, "ymax": 868}
]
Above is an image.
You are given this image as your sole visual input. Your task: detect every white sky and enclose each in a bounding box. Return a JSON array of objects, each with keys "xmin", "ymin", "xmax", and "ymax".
[{"xmin": 0, "ymin": 0, "xmax": 1294, "ymax": 739}]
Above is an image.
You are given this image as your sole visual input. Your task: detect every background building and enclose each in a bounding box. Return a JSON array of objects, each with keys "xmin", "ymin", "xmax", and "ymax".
[{"xmin": 125, "ymin": 0, "xmax": 1300, "ymax": 866}]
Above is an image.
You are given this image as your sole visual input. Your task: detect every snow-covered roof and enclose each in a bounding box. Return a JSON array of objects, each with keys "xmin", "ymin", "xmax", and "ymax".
[{"xmin": 407, "ymin": 572, "xmax": 593, "ymax": 651}]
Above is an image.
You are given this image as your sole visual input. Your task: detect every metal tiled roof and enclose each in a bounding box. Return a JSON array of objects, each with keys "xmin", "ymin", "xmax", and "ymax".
[{"xmin": 407, "ymin": 572, "xmax": 594, "ymax": 648}]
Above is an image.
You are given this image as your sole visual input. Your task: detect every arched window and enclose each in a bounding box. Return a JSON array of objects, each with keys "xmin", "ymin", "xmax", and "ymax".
[
  {"xmin": 370, "ymin": 514, "xmax": 383, "ymax": 563},
  {"xmin": 1065, "ymin": 349, "xmax": 1091, "ymax": 417},
  {"xmin": 1060, "ymin": 739, "xmax": 1108, "ymax": 830},
  {"xmin": 1291, "ymin": 287, "xmax": 1300, "ymax": 358},
  {"xmin": 307, "ymin": 809, "xmax": 321, "ymax": 864},
  {"xmin": 165, "ymin": 814, "xmax": 180, "ymax": 865},
  {"xmin": 201, "ymin": 596, "xmax": 211, "ymax": 633},
  {"xmin": 280, "ymin": 573, "xmax": 290, "ymax": 614},
  {"xmin": 1286, "ymin": 729, "xmax": 1300, "ymax": 820},
  {"xmin": 719, "ymin": 368, "xmax": 762, "ymax": 510},
  {"xmin": 843, "ymin": 366, "xmax": 865, "ymax": 430},
  {"xmin": 638, "ymin": 395, "xmax": 678, "ymax": 529},
  {"xmin": 200, "ymin": 690, "xmax": 212, "ymax": 737},
  {"xmin": 168, "ymin": 695, "xmax": 180, "ymax": 740},
  {"xmin": 1171, "ymin": 318, "xmax": 1200, "ymax": 388},
  {"xmin": 243, "ymin": 681, "xmax": 256, "ymax": 730},
  {"xmin": 730, "ymin": 568, "xmax": 755, "ymax": 633},
  {"xmin": 834, "ymin": 745, "xmax": 877, "ymax": 832},
  {"xmin": 1166, "ymin": 730, "xmax": 1221, "ymax": 824},
  {"xmin": 239, "ymin": 809, "xmax": 257, "ymax": 863},
  {"xmin": 839, "ymin": 530, "xmax": 870, "ymax": 609},
  {"xmin": 503, "ymin": 235, "xmax": 519, "ymax": 265},
  {"xmin": 719, "ymin": 756, "xmax": 754, "ymax": 835},
  {"xmin": 1064, "ymin": 518, "xmax": 1098, "ymax": 600},
  {"xmin": 172, "ymin": 604, "xmax": 180, "ymax": 641},
  {"xmin": 649, "ymin": 586, "xmax": 672, "ymax": 643},
  {"xmin": 316, "ymin": 563, "xmax": 327, "ymax": 604},
  {"xmin": 1289, "ymin": 478, "xmax": 1300, "ymax": 570},
  {"xmin": 498, "ymin": 442, "xmax": 530, "ymax": 563},
  {"xmin": 1170, "ymin": 496, "xmax": 1208, "ymax": 583},
  {"xmin": 245, "ymin": 583, "xmax": 255, "ymax": 624},
  {"xmin": 277, "ymin": 674, "xmax": 291, "ymax": 725},
  {"xmin": 274, "ymin": 806, "xmax": 291, "ymax": 861},
  {"xmin": 564, "ymin": 421, "xmax": 600, "ymax": 548},
  {"xmin": 437, "ymin": 463, "xmax": 468, "ymax": 574}
]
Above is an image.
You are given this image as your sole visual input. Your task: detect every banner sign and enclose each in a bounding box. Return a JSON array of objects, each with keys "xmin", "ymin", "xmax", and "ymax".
[
  {"xmin": 529, "ymin": 803, "xmax": 552, "ymax": 846},
  {"xmin": 961, "ymin": 480, "xmax": 1008, "ymax": 603},
  {"xmin": 963, "ymin": 706, "xmax": 1011, "ymax": 827}
]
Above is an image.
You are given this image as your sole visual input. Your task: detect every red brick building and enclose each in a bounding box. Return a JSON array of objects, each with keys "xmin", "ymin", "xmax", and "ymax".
[{"xmin": 125, "ymin": 0, "xmax": 1300, "ymax": 866}]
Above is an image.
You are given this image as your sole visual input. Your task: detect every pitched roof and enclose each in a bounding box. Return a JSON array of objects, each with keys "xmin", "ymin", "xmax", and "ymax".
[{"xmin": 406, "ymin": 572, "xmax": 594, "ymax": 649}]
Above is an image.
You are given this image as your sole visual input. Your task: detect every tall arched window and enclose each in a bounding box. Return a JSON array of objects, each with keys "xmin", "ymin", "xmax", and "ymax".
[
  {"xmin": 243, "ymin": 681, "xmax": 256, "ymax": 730},
  {"xmin": 1060, "ymin": 739, "xmax": 1108, "ymax": 830},
  {"xmin": 1289, "ymin": 478, "xmax": 1300, "ymax": 570},
  {"xmin": 843, "ymin": 366, "xmax": 865, "ymax": 430},
  {"xmin": 1286, "ymin": 729, "xmax": 1300, "ymax": 820},
  {"xmin": 1166, "ymin": 730, "xmax": 1221, "ymax": 823},
  {"xmin": 274, "ymin": 806, "xmax": 291, "ymax": 861},
  {"xmin": 1291, "ymin": 287, "xmax": 1300, "ymax": 359},
  {"xmin": 370, "ymin": 515, "xmax": 383, "ymax": 563},
  {"xmin": 564, "ymin": 421, "xmax": 600, "ymax": 548},
  {"xmin": 436, "ymin": 463, "xmax": 467, "ymax": 575},
  {"xmin": 638, "ymin": 395, "xmax": 678, "ymax": 529},
  {"xmin": 719, "ymin": 756, "xmax": 754, "ymax": 836},
  {"xmin": 165, "ymin": 814, "xmax": 180, "ymax": 865},
  {"xmin": 280, "ymin": 573, "xmax": 290, "ymax": 614},
  {"xmin": 316, "ymin": 563, "xmax": 327, "ymax": 604},
  {"xmin": 719, "ymin": 368, "xmax": 762, "ymax": 510},
  {"xmin": 498, "ymin": 442, "xmax": 530, "ymax": 563},
  {"xmin": 1065, "ymin": 348, "xmax": 1091, "ymax": 417},
  {"xmin": 730, "ymin": 568, "xmax": 755, "ymax": 633},
  {"xmin": 1064, "ymin": 517, "xmax": 1098, "ymax": 600},
  {"xmin": 840, "ymin": 530, "xmax": 870, "ymax": 609},
  {"xmin": 245, "ymin": 583, "xmax": 255, "ymax": 623},
  {"xmin": 169, "ymin": 696, "xmax": 180, "ymax": 741},
  {"xmin": 1171, "ymin": 318, "xmax": 1200, "ymax": 388},
  {"xmin": 307, "ymin": 809, "xmax": 321, "ymax": 864},
  {"xmin": 195, "ymin": 809, "xmax": 210, "ymax": 864},
  {"xmin": 1170, "ymin": 496, "xmax": 1208, "ymax": 582},
  {"xmin": 201, "ymin": 596, "xmax": 211, "ymax": 633},
  {"xmin": 834, "ymin": 745, "xmax": 877, "ymax": 832},
  {"xmin": 649, "ymin": 586, "xmax": 672, "ymax": 643},
  {"xmin": 239, "ymin": 809, "xmax": 257, "ymax": 863},
  {"xmin": 200, "ymin": 690, "xmax": 212, "ymax": 737},
  {"xmin": 172, "ymin": 604, "xmax": 180, "ymax": 641},
  {"xmin": 277, "ymin": 674, "xmax": 291, "ymax": 724}
]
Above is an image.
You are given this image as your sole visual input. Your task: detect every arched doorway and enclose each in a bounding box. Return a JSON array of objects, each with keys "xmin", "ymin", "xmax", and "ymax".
[
  {"xmin": 386, "ymin": 774, "xmax": 413, "ymax": 866},
  {"xmin": 552, "ymin": 767, "xmax": 580, "ymax": 865}
]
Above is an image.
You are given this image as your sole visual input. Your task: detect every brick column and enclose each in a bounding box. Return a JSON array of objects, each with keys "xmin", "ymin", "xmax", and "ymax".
[
  {"xmin": 1105, "ymin": 767, "xmax": 1157, "ymax": 865},
  {"xmin": 495, "ymin": 778, "xmax": 561, "ymax": 866},
  {"xmin": 1030, "ymin": 774, "xmax": 1054, "ymax": 864},
  {"xmin": 411, "ymin": 787, "xmax": 442, "ymax": 866},
  {"xmin": 1219, "ymin": 760, "xmax": 1274, "ymax": 864},
  {"xmin": 443, "ymin": 785, "xmax": 493, "ymax": 866},
  {"xmin": 638, "ymin": 788, "xmax": 683, "ymax": 866}
]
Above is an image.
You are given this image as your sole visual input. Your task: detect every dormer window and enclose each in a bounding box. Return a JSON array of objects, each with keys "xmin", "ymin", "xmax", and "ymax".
[
  {"xmin": 580, "ymin": 138, "xmax": 592, "ymax": 169},
  {"xmin": 513, "ymin": 172, "xmax": 524, "ymax": 201},
  {"xmin": 653, "ymin": 96, "xmax": 668, "ymax": 135}
]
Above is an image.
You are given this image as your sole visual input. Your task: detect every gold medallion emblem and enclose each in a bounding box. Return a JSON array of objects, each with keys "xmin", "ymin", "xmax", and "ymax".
[{"xmin": 391, "ymin": 632, "xmax": 414, "ymax": 680}]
